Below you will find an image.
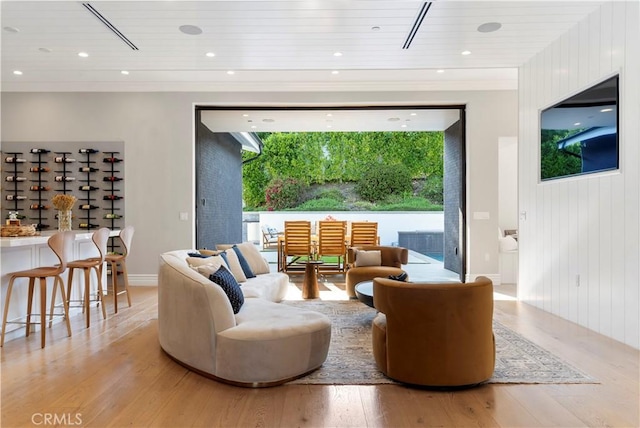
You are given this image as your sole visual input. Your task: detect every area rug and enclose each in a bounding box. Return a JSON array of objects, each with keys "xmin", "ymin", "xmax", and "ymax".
[{"xmin": 284, "ymin": 299, "xmax": 597, "ymax": 385}]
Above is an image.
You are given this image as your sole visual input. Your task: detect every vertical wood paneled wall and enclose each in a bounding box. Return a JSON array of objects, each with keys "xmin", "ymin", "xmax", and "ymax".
[{"xmin": 518, "ymin": 2, "xmax": 639, "ymax": 349}]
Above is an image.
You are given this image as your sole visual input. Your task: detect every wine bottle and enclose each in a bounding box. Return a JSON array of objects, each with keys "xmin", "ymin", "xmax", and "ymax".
[
  {"xmin": 79, "ymin": 204, "xmax": 100, "ymax": 210},
  {"xmin": 54, "ymin": 157, "xmax": 76, "ymax": 163},
  {"xmin": 78, "ymin": 223, "xmax": 100, "ymax": 229},
  {"xmin": 30, "ymin": 204, "xmax": 50, "ymax": 210},
  {"xmin": 5, "ymin": 176, "xmax": 27, "ymax": 182},
  {"xmin": 103, "ymin": 157, "xmax": 123, "ymax": 163},
  {"xmin": 79, "ymin": 149, "xmax": 99, "ymax": 154},
  {"xmin": 29, "ymin": 166, "xmax": 50, "ymax": 172},
  {"xmin": 103, "ymin": 176, "xmax": 123, "ymax": 182},
  {"xmin": 30, "ymin": 149, "xmax": 50, "ymax": 154},
  {"xmin": 55, "ymin": 176, "xmax": 76, "ymax": 182},
  {"xmin": 6, "ymin": 195, "xmax": 27, "ymax": 200},
  {"xmin": 30, "ymin": 185, "xmax": 51, "ymax": 191},
  {"xmin": 79, "ymin": 167, "xmax": 100, "ymax": 173},
  {"xmin": 104, "ymin": 213, "xmax": 122, "ymax": 219},
  {"xmin": 5, "ymin": 157, "xmax": 27, "ymax": 163},
  {"xmin": 103, "ymin": 195, "xmax": 123, "ymax": 200},
  {"xmin": 79, "ymin": 185, "xmax": 99, "ymax": 191}
]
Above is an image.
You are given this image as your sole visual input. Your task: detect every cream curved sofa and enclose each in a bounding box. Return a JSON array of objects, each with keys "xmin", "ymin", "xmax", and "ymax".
[{"xmin": 158, "ymin": 250, "xmax": 331, "ymax": 387}]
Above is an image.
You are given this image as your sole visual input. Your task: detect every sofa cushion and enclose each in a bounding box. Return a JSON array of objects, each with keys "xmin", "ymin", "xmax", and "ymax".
[
  {"xmin": 209, "ymin": 265, "xmax": 245, "ymax": 314},
  {"xmin": 219, "ymin": 250, "xmax": 248, "ymax": 283},
  {"xmin": 355, "ymin": 250, "xmax": 382, "ymax": 267},
  {"xmin": 234, "ymin": 242, "xmax": 270, "ymax": 275},
  {"xmin": 241, "ymin": 273, "xmax": 289, "ymax": 301},
  {"xmin": 232, "ymin": 245, "xmax": 256, "ymax": 278},
  {"xmin": 195, "ymin": 256, "xmax": 229, "ymax": 278}
]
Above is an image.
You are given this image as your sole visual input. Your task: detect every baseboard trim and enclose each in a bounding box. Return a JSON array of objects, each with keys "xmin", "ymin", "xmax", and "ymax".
[{"xmin": 128, "ymin": 274, "xmax": 157, "ymax": 286}]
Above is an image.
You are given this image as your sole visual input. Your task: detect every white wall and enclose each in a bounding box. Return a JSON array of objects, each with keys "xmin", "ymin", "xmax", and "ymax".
[
  {"xmin": 518, "ymin": 1, "xmax": 640, "ymax": 348},
  {"xmin": 1, "ymin": 90, "xmax": 517, "ymax": 284},
  {"xmin": 498, "ymin": 137, "xmax": 519, "ymax": 232}
]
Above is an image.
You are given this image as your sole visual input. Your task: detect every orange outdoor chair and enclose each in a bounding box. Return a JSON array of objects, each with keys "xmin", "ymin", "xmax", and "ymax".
[
  {"xmin": 317, "ymin": 220, "xmax": 347, "ymax": 273},
  {"xmin": 280, "ymin": 221, "xmax": 313, "ymax": 273},
  {"xmin": 350, "ymin": 221, "xmax": 379, "ymax": 247}
]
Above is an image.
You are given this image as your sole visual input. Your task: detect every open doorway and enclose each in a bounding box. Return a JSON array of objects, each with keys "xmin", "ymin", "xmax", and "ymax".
[{"xmin": 195, "ymin": 105, "xmax": 466, "ymax": 281}]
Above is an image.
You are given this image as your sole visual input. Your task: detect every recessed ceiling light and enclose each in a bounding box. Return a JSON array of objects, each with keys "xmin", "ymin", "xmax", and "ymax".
[
  {"xmin": 388, "ymin": 117, "xmax": 400, "ymax": 122},
  {"xmin": 326, "ymin": 113, "xmax": 333, "ymax": 117},
  {"xmin": 227, "ymin": 70, "xmax": 235, "ymax": 75},
  {"xmin": 600, "ymin": 108, "xmax": 613, "ymax": 112},
  {"xmin": 3, "ymin": 26, "xmax": 19, "ymax": 33},
  {"xmin": 121, "ymin": 70, "xmax": 129, "ymax": 75},
  {"xmin": 333, "ymin": 52, "xmax": 343, "ymax": 57},
  {"xmin": 13, "ymin": 70, "xmax": 23, "ymax": 75},
  {"xmin": 371, "ymin": 26, "xmax": 381, "ymax": 31},
  {"xmin": 461, "ymin": 50, "xmax": 471, "ymax": 56},
  {"xmin": 251, "ymin": 125, "xmax": 257, "ymax": 129},
  {"xmin": 38, "ymin": 47, "xmax": 52, "ymax": 53},
  {"xmin": 410, "ymin": 113, "xmax": 417, "ymax": 116},
  {"xmin": 179, "ymin": 24, "xmax": 202, "ymax": 35},
  {"xmin": 78, "ymin": 52, "xmax": 89, "ymax": 58},
  {"xmin": 574, "ymin": 122, "xmax": 581, "ymax": 126},
  {"xmin": 205, "ymin": 52, "xmax": 215, "ymax": 57},
  {"xmin": 327, "ymin": 125, "xmax": 332, "ymax": 128},
  {"xmin": 401, "ymin": 124, "xmax": 407, "ymax": 128},
  {"xmin": 331, "ymin": 70, "xmax": 339, "ymax": 75},
  {"xmin": 477, "ymin": 22, "xmax": 502, "ymax": 33},
  {"xmin": 242, "ymin": 114, "xmax": 249, "ymax": 117},
  {"xmin": 436, "ymin": 69, "xmax": 445, "ymax": 73}
]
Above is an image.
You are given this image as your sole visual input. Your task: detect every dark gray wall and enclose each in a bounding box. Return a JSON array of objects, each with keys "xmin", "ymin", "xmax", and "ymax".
[
  {"xmin": 444, "ymin": 118, "xmax": 465, "ymax": 279},
  {"xmin": 195, "ymin": 123, "xmax": 243, "ymax": 249}
]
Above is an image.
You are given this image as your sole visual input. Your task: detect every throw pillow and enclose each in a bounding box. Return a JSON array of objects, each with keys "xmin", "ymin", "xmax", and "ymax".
[
  {"xmin": 194, "ymin": 255, "xmax": 229, "ymax": 278},
  {"xmin": 209, "ymin": 265, "xmax": 244, "ymax": 314},
  {"xmin": 218, "ymin": 249, "xmax": 247, "ymax": 283},
  {"xmin": 354, "ymin": 250, "xmax": 382, "ymax": 267},
  {"xmin": 234, "ymin": 242, "xmax": 270, "ymax": 275},
  {"xmin": 187, "ymin": 252, "xmax": 210, "ymax": 258},
  {"xmin": 186, "ymin": 256, "xmax": 215, "ymax": 269},
  {"xmin": 232, "ymin": 245, "xmax": 256, "ymax": 278}
]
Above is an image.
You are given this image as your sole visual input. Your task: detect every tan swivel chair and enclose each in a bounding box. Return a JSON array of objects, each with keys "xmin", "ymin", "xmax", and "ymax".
[
  {"xmin": 106, "ymin": 225, "xmax": 134, "ymax": 313},
  {"xmin": 316, "ymin": 220, "xmax": 347, "ymax": 273},
  {"xmin": 280, "ymin": 221, "xmax": 312, "ymax": 273},
  {"xmin": 1, "ymin": 231, "xmax": 75, "ymax": 348},
  {"xmin": 349, "ymin": 221, "xmax": 379, "ymax": 246},
  {"xmin": 372, "ymin": 276, "xmax": 495, "ymax": 387},
  {"xmin": 345, "ymin": 246, "xmax": 408, "ymax": 298},
  {"xmin": 64, "ymin": 227, "xmax": 110, "ymax": 327}
]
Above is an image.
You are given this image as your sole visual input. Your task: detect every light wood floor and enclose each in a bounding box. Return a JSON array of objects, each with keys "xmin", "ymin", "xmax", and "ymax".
[{"xmin": 1, "ymin": 284, "xmax": 638, "ymax": 428}]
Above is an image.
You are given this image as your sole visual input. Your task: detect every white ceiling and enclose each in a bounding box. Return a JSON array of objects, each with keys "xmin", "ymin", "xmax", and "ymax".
[{"xmin": 1, "ymin": 0, "xmax": 604, "ymax": 131}]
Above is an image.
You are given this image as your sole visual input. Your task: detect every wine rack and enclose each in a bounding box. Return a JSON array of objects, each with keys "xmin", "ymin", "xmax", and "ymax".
[
  {"xmin": 29, "ymin": 149, "xmax": 52, "ymax": 230},
  {"xmin": 103, "ymin": 151, "xmax": 123, "ymax": 253},
  {"xmin": 2, "ymin": 143, "xmax": 124, "ymax": 234},
  {"xmin": 78, "ymin": 149, "xmax": 100, "ymax": 230},
  {"xmin": 4, "ymin": 152, "xmax": 27, "ymax": 218}
]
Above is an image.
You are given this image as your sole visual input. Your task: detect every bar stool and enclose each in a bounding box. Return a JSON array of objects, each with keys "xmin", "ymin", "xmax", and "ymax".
[
  {"xmin": 1, "ymin": 231, "xmax": 74, "ymax": 348},
  {"xmin": 64, "ymin": 227, "xmax": 110, "ymax": 328},
  {"xmin": 106, "ymin": 225, "xmax": 134, "ymax": 313}
]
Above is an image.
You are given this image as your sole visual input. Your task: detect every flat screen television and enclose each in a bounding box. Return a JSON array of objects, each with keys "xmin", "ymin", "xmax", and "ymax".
[{"xmin": 540, "ymin": 75, "xmax": 619, "ymax": 181}]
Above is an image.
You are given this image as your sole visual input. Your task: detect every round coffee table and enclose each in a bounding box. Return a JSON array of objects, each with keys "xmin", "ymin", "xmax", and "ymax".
[{"xmin": 354, "ymin": 280, "xmax": 374, "ymax": 308}]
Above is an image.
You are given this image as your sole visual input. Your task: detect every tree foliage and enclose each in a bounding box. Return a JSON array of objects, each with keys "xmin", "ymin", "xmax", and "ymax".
[
  {"xmin": 242, "ymin": 131, "xmax": 444, "ymax": 209},
  {"xmin": 540, "ymin": 129, "xmax": 582, "ymax": 180}
]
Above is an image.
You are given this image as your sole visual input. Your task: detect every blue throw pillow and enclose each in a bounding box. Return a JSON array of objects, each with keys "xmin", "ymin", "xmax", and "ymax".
[
  {"xmin": 232, "ymin": 245, "xmax": 256, "ymax": 278},
  {"xmin": 188, "ymin": 252, "xmax": 211, "ymax": 258},
  {"xmin": 209, "ymin": 265, "xmax": 244, "ymax": 314}
]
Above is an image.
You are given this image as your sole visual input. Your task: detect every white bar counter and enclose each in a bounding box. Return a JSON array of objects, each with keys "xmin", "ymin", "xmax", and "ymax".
[{"xmin": 0, "ymin": 229, "xmax": 119, "ymax": 344}]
